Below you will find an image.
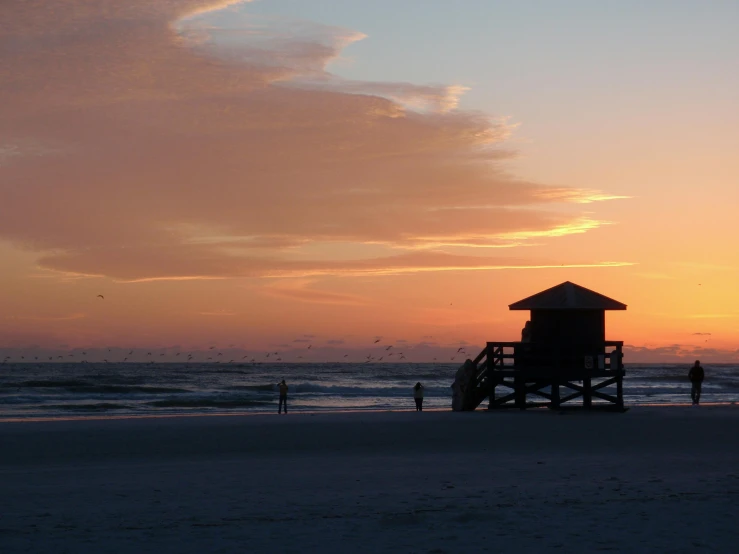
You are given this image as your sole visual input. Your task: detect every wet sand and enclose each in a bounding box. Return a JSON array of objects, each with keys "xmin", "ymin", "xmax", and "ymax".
[{"xmin": 1, "ymin": 407, "xmax": 738, "ymax": 553}]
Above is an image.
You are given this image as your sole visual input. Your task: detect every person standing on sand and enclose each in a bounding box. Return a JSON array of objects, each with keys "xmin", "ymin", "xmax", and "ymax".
[
  {"xmin": 688, "ymin": 361, "xmax": 705, "ymax": 405},
  {"xmin": 413, "ymin": 382, "xmax": 424, "ymax": 411},
  {"xmin": 278, "ymin": 379, "xmax": 288, "ymax": 414}
]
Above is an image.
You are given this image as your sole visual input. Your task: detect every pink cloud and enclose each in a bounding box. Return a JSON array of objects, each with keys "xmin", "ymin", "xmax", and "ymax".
[{"xmin": 0, "ymin": 0, "xmax": 626, "ymax": 282}]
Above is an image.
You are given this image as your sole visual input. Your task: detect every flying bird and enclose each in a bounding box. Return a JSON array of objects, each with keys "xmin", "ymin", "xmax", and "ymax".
[
  {"xmin": 373, "ymin": 339, "xmax": 381, "ymax": 344},
  {"xmin": 385, "ymin": 345, "xmax": 393, "ymax": 351},
  {"xmin": 307, "ymin": 345, "xmax": 312, "ymax": 349},
  {"xmin": 97, "ymin": 295, "xmax": 104, "ymax": 300},
  {"xmin": 456, "ymin": 347, "xmax": 465, "ymax": 353}
]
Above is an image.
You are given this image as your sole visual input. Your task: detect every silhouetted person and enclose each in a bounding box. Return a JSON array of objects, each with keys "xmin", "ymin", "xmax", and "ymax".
[
  {"xmin": 278, "ymin": 379, "xmax": 288, "ymax": 414},
  {"xmin": 413, "ymin": 382, "xmax": 424, "ymax": 411},
  {"xmin": 518, "ymin": 321, "xmax": 535, "ymax": 369},
  {"xmin": 521, "ymin": 320, "xmax": 532, "ymax": 343},
  {"xmin": 688, "ymin": 360, "xmax": 704, "ymax": 405}
]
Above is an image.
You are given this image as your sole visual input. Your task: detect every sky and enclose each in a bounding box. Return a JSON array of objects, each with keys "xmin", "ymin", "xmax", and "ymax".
[{"xmin": 1, "ymin": 0, "xmax": 738, "ymax": 362}]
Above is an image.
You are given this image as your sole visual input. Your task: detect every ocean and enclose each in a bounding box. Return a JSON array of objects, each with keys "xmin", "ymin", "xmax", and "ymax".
[{"xmin": 1, "ymin": 362, "xmax": 737, "ymax": 419}]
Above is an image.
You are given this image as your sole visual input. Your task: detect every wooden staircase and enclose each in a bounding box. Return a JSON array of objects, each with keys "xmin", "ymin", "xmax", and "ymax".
[{"xmin": 452, "ymin": 345, "xmax": 497, "ymax": 411}]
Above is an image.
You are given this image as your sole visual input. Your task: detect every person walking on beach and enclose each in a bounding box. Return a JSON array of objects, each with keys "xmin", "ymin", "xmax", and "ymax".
[
  {"xmin": 688, "ymin": 360, "xmax": 705, "ymax": 405},
  {"xmin": 278, "ymin": 379, "xmax": 288, "ymax": 414},
  {"xmin": 413, "ymin": 382, "xmax": 424, "ymax": 411}
]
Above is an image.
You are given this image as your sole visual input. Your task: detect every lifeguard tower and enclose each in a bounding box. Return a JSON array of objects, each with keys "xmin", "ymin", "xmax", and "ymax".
[{"xmin": 452, "ymin": 281, "xmax": 626, "ymax": 411}]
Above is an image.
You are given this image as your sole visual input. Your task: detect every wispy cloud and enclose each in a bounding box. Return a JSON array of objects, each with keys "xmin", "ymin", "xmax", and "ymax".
[
  {"xmin": 37, "ymin": 248, "xmax": 634, "ymax": 281},
  {"xmin": 495, "ymin": 218, "xmax": 609, "ymax": 240},
  {"xmin": 120, "ymin": 276, "xmax": 228, "ymax": 284},
  {"xmin": 13, "ymin": 313, "xmax": 86, "ymax": 322},
  {"xmin": 535, "ymin": 189, "xmax": 632, "ymax": 204}
]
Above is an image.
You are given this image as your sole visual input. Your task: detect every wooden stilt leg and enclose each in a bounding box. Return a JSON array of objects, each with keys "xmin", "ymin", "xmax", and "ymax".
[
  {"xmin": 551, "ymin": 379, "xmax": 560, "ymax": 409},
  {"xmin": 515, "ymin": 376, "xmax": 525, "ymax": 409},
  {"xmin": 488, "ymin": 377, "xmax": 497, "ymax": 410}
]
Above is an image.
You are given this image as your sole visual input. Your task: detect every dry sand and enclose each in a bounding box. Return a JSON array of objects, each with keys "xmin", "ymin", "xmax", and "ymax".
[{"xmin": 1, "ymin": 407, "xmax": 738, "ymax": 553}]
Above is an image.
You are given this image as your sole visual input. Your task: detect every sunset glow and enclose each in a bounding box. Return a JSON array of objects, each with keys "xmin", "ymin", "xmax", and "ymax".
[{"xmin": 2, "ymin": 1, "xmax": 738, "ymax": 362}]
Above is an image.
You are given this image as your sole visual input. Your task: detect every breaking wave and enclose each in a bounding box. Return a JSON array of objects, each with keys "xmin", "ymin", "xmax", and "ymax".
[
  {"xmin": 148, "ymin": 398, "xmax": 269, "ymax": 409},
  {"xmin": 41, "ymin": 403, "xmax": 130, "ymax": 411}
]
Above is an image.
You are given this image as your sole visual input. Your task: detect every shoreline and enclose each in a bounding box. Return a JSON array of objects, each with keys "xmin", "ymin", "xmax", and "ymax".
[{"xmin": 0, "ymin": 401, "xmax": 736, "ymax": 424}]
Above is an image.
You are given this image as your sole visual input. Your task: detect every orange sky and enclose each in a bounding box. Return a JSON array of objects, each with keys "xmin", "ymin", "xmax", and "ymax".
[{"xmin": 1, "ymin": 1, "xmax": 738, "ymax": 362}]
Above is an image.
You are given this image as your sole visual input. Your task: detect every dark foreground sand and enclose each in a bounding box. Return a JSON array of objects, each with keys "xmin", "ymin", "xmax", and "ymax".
[{"xmin": 1, "ymin": 407, "xmax": 738, "ymax": 553}]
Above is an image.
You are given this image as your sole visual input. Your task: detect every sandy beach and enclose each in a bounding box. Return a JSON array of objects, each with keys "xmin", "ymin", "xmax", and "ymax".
[{"xmin": 1, "ymin": 407, "xmax": 738, "ymax": 553}]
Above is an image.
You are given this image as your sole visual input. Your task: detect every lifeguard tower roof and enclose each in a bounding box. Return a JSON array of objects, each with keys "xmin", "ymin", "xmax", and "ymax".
[{"xmin": 508, "ymin": 281, "xmax": 626, "ymax": 311}]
